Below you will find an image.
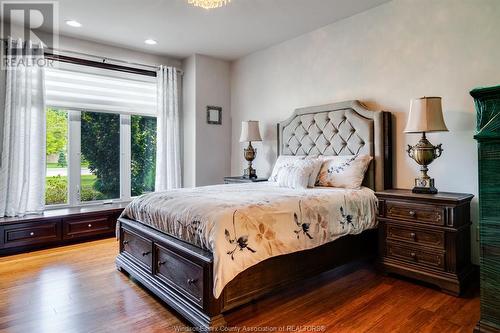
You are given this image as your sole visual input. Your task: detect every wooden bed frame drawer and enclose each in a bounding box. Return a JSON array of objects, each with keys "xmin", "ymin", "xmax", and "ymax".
[
  {"xmin": 1, "ymin": 220, "xmax": 61, "ymax": 248},
  {"xmin": 386, "ymin": 224, "xmax": 445, "ymax": 249},
  {"xmin": 155, "ymin": 244, "xmax": 204, "ymax": 306},
  {"xmin": 63, "ymin": 215, "xmax": 113, "ymax": 239},
  {"xmin": 385, "ymin": 200, "xmax": 444, "ymax": 225},
  {"xmin": 386, "ymin": 241, "xmax": 445, "ymax": 270},
  {"xmin": 121, "ymin": 229, "xmax": 153, "ymax": 272}
]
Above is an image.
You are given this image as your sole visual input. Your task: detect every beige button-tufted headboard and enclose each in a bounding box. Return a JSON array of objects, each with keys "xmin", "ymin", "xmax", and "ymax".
[{"xmin": 277, "ymin": 100, "xmax": 392, "ymax": 191}]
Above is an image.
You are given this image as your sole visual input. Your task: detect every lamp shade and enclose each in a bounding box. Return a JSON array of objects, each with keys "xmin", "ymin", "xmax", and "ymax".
[
  {"xmin": 404, "ymin": 97, "xmax": 449, "ymax": 133},
  {"xmin": 240, "ymin": 120, "xmax": 262, "ymax": 142}
]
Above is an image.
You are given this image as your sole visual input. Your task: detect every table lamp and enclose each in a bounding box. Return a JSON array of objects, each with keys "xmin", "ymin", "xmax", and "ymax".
[
  {"xmin": 404, "ymin": 97, "xmax": 448, "ymax": 194},
  {"xmin": 240, "ymin": 121, "xmax": 262, "ymax": 179}
]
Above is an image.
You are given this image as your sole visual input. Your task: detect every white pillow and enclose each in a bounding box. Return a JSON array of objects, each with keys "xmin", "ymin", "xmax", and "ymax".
[
  {"xmin": 270, "ymin": 156, "xmax": 323, "ymax": 187},
  {"xmin": 316, "ymin": 154, "xmax": 373, "ymax": 189},
  {"xmin": 269, "ymin": 156, "xmax": 305, "ymax": 182},
  {"xmin": 276, "ymin": 165, "xmax": 314, "ymax": 189}
]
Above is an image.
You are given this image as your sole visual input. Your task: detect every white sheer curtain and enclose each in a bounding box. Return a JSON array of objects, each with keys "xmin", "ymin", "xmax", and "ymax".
[
  {"xmin": 0, "ymin": 39, "xmax": 46, "ymax": 217},
  {"xmin": 155, "ymin": 66, "xmax": 181, "ymax": 191}
]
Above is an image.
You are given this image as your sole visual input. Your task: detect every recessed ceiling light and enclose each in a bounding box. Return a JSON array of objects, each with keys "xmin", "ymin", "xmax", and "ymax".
[
  {"xmin": 65, "ymin": 20, "xmax": 82, "ymax": 27},
  {"xmin": 144, "ymin": 39, "xmax": 158, "ymax": 45}
]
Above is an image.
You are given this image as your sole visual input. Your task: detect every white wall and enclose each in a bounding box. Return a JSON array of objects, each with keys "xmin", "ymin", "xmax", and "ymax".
[
  {"xmin": 5, "ymin": 25, "xmax": 181, "ymax": 68},
  {"xmin": 230, "ymin": 0, "xmax": 500, "ymax": 263},
  {"xmin": 56, "ymin": 34, "xmax": 181, "ymax": 68},
  {"xmin": 182, "ymin": 54, "xmax": 231, "ymax": 187},
  {"xmin": 195, "ymin": 55, "xmax": 231, "ymax": 186}
]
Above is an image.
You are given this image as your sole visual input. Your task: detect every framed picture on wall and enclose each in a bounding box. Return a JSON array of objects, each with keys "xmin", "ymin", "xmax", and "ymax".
[{"xmin": 207, "ymin": 106, "xmax": 222, "ymax": 125}]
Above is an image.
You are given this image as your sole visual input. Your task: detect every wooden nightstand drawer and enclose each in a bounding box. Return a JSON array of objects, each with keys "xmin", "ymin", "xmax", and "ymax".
[
  {"xmin": 386, "ymin": 224, "xmax": 445, "ymax": 249},
  {"xmin": 386, "ymin": 241, "xmax": 445, "ymax": 270},
  {"xmin": 385, "ymin": 200, "xmax": 444, "ymax": 225}
]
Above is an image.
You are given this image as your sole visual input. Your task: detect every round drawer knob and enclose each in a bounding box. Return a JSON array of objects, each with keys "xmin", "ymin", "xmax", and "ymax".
[
  {"xmin": 88, "ymin": 224, "xmax": 92, "ymax": 228},
  {"xmin": 187, "ymin": 278, "xmax": 198, "ymax": 285},
  {"xmin": 410, "ymin": 252, "xmax": 417, "ymax": 259},
  {"xmin": 123, "ymin": 240, "xmax": 129, "ymax": 245},
  {"xmin": 410, "ymin": 232, "xmax": 416, "ymax": 240},
  {"xmin": 409, "ymin": 210, "xmax": 416, "ymax": 217},
  {"xmin": 30, "ymin": 232, "xmax": 35, "ymax": 236}
]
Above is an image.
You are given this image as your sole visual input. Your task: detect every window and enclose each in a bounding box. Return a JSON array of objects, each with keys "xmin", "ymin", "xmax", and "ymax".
[
  {"xmin": 131, "ymin": 115, "xmax": 157, "ymax": 196},
  {"xmin": 44, "ymin": 60, "xmax": 157, "ymax": 207},
  {"xmin": 81, "ymin": 111, "xmax": 121, "ymax": 202},
  {"xmin": 45, "ymin": 108, "xmax": 69, "ymax": 205}
]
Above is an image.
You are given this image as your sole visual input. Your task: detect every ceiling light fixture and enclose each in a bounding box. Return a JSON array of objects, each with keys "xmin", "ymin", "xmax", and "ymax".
[
  {"xmin": 65, "ymin": 20, "xmax": 82, "ymax": 27},
  {"xmin": 144, "ymin": 39, "xmax": 158, "ymax": 45},
  {"xmin": 188, "ymin": 0, "xmax": 231, "ymax": 9}
]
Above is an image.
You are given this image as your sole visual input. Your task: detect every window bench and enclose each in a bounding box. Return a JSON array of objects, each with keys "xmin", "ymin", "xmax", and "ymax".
[{"xmin": 0, "ymin": 203, "xmax": 127, "ymax": 256}]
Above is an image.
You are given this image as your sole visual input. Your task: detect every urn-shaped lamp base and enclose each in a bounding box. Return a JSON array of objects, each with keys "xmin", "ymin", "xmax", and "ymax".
[
  {"xmin": 243, "ymin": 142, "xmax": 257, "ymax": 179},
  {"xmin": 407, "ymin": 132, "xmax": 443, "ymax": 195}
]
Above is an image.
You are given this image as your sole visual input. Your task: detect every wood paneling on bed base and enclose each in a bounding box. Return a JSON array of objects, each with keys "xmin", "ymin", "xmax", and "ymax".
[{"xmin": 116, "ymin": 218, "xmax": 378, "ymax": 330}]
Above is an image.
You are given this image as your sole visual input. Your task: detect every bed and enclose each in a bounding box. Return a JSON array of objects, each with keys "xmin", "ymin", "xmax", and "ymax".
[{"xmin": 116, "ymin": 100, "xmax": 392, "ymax": 330}]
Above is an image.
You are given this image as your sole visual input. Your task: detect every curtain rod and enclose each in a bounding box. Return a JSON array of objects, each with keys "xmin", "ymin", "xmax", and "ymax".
[
  {"xmin": 45, "ymin": 52, "xmax": 157, "ymax": 77},
  {"xmin": 2, "ymin": 39, "xmax": 184, "ymax": 75},
  {"xmin": 46, "ymin": 47, "xmax": 184, "ymax": 76}
]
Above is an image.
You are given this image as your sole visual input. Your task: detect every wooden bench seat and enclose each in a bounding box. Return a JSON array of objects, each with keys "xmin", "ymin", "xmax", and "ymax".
[{"xmin": 0, "ymin": 203, "xmax": 127, "ymax": 256}]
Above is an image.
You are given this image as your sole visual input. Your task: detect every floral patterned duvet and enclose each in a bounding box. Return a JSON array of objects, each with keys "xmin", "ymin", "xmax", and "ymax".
[{"xmin": 120, "ymin": 182, "xmax": 378, "ymax": 298}]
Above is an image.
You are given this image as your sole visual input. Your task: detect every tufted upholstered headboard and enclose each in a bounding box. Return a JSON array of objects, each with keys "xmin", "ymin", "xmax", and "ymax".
[{"xmin": 277, "ymin": 100, "xmax": 392, "ymax": 191}]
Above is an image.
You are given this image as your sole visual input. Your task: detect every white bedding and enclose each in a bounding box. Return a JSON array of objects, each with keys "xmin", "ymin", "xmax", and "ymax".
[{"xmin": 120, "ymin": 182, "xmax": 378, "ymax": 298}]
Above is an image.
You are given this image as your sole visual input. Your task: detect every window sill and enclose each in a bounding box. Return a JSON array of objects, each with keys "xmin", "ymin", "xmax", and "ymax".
[
  {"xmin": 45, "ymin": 200, "xmax": 131, "ymax": 211},
  {"xmin": 0, "ymin": 202, "xmax": 129, "ymax": 225}
]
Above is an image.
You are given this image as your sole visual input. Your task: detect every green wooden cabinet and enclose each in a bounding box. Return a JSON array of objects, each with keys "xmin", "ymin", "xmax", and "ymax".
[{"xmin": 472, "ymin": 85, "xmax": 500, "ymax": 333}]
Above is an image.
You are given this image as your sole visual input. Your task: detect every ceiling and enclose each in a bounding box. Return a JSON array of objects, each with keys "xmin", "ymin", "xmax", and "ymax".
[{"xmin": 13, "ymin": 0, "xmax": 391, "ymax": 60}]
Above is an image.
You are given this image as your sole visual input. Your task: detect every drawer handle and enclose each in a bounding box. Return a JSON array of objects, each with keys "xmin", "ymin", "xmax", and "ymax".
[
  {"xmin": 158, "ymin": 261, "xmax": 166, "ymax": 266},
  {"xmin": 123, "ymin": 240, "xmax": 129, "ymax": 245},
  {"xmin": 30, "ymin": 232, "xmax": 35, "ymax": 236},
  {"xmin": 187, "ymin": 278, "xmax": 198, "ymax": 285},
  {"xmin": 88, "ymin": 224, "xmax": 92, "ymax": 228},
  {"xmin": 142, "ymin": 251, "xmax": 151, "ymax": 256},
  {"xmin": 410, "ymin": 252, "xmax": 417, "ymax": 260},
  {"xmin": 409, "ymin": 210, "xmax": 416, "ymax": 217},
  {"xmin": 409, "ymin": 232, "xmax": 416, "ymax": 240}
]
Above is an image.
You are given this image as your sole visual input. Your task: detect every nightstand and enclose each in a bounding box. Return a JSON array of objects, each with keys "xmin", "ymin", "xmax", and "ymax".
[
  {"xmin": 224, "ymin": 176, "xmax": 268, "ymax": 184},
  {"xmin": 376, "ymin": 189, "xmax": 474, "ymax": 296}
]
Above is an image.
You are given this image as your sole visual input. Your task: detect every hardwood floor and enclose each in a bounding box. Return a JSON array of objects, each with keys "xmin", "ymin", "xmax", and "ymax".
[{"xmin": 0, "ymin": 239, "xmax": 479, "ymax": 333}]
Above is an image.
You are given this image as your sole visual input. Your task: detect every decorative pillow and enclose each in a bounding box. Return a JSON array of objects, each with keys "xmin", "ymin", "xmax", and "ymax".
[
  {"xmin": 316, "ymin": 154, "xmax": 373, "ymax": 189},
  {"xmin": 270, "ymin": 156, "xmax": 323, "ymax": 187},
  {"xmin": 269, "ymin": 155, "xmax": 305, "ymax": 182},
  {"xmin": 305, "ymin": 155, "xmax": 336, "ymax": 187},
  {"xmin": 276, "ymin": 165, "xmax": 314, "ymax": 189}
]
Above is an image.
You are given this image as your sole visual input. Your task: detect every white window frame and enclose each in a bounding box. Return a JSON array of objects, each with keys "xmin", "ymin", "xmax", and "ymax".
[
  {"xmin": 45, "ymin": 108, "xmax": 152, "ymax": 209},
  {"xmin": 120, "ymin": 114, "xmax": 132, "ymax": 203}
]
